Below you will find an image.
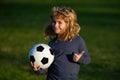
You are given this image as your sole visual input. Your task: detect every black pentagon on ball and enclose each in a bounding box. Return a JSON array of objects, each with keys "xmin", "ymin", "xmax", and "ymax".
[
  {"xmin": 30, "ymin": 56, "xmax": 35, "ymax": 63},
  {"xmin": 37, "ymin": 45, "xmax": 44, "ymax": 52},
  {"xmin": 49, "ymin": 48, "xmax": 54, "ymax": 55},
  {"xmin": 41, "ymin": 57, "xmax": 48, "ymax": 64}
]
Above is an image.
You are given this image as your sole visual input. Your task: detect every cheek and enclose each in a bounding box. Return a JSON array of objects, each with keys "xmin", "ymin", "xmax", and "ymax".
[
  {"xmin": 60, "ymin": 26, "xmax": 67, "ymax": 33},
  {"xmin": 61, "ymin": 23, "xmax": 67, "ymax": 30}
]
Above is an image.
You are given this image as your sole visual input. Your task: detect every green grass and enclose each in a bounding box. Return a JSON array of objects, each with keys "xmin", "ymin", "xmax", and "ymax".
[{"xmin": 0, "ymin": 0, "xmax": 120, "ymax": 80}]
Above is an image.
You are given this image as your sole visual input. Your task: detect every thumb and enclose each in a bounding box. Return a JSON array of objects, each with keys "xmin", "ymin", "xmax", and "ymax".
[{"xmin": 79, "ymin": 51, "xmax": 85, "ymax": 55}]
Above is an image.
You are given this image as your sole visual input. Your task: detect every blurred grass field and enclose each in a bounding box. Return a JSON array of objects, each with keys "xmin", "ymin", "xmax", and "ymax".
[{"xmin": 0, "ymin": 0, "xmax": 120, "ymax": 80}]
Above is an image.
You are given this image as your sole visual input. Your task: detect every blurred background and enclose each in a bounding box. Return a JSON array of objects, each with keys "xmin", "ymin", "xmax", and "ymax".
[{"xmin": 0, "ymin": 0, "xmax": 120, "ymax": 80}]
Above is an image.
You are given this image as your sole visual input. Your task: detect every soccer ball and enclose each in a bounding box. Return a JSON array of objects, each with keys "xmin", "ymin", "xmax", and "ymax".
[{"xmin": 29, "ymin": 43, "xmax": 54, "ymax": 69}]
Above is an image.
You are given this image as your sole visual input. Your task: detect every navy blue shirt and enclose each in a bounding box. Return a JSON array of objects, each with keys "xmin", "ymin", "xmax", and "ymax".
[{"xmin": 46, "ymin": 35, "xmax": 91, "ymax": 80}]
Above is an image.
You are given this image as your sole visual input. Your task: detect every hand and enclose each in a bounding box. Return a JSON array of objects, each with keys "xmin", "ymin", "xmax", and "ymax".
[
  {"xmin": 30, "ymin": 62, "xmax": 41, "ymax": 71},
  {"xmin": 73, "ymin": 51, "xmax": 85, "ymax": 62}
]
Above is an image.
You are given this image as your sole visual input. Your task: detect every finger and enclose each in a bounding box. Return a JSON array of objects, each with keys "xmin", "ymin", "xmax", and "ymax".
[
  {"xmin": 73, "ymin": 54, "xmax": 77, "ymax": 60},
  {"xmin": 33, "ymin": 64, "xmax": 37, "ymax": 68},
  {"xmin": 73, "ymin": 54, "xmax": 78, "ymax": 61},
  {"xmin": 73, "ymin": 57, "xmax": 77, "ymax": 62},
  {"xmin": 80, "ymin": 51, "xmax": 85, "ymax": 55},
  {"xmin": 34, "ymin": 65, "xmax": 41, "ymax": 71},
  {"xmin": 37, "ymin": 66, "xmax": 41, "ymax": 70},
  {"xmin": 74, "ymin": 53, "xmax": 78, "ymax": 57},
  {"xmin": 33, "ymin": 64, "xmax": 38, "ymax": 71},
  {"xmin": 30, "ymin": 62, "xmax": 33, "ymax": 67}
]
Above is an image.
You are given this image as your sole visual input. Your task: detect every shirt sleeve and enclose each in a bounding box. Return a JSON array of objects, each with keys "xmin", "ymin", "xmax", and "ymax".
[{"xmin": 77, "ymin": 37, "xmax": 91, "ymax": 64}]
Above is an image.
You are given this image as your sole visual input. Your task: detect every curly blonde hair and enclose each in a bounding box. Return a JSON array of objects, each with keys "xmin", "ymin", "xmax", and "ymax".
[{"xmin": 44, "ymin": 6, "xmax": 80, "ymax": 41}]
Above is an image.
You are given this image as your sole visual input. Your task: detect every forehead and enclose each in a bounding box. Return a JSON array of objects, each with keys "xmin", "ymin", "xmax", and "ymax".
[{"xmin": 52, "ymin": 15, "xmax": 68, "ymax": 23}]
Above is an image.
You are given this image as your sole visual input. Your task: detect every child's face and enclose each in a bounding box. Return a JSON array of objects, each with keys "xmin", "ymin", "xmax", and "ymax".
[{"xmin": 52, "ymin": 18, "xmax": 67, "ymax": 35}]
